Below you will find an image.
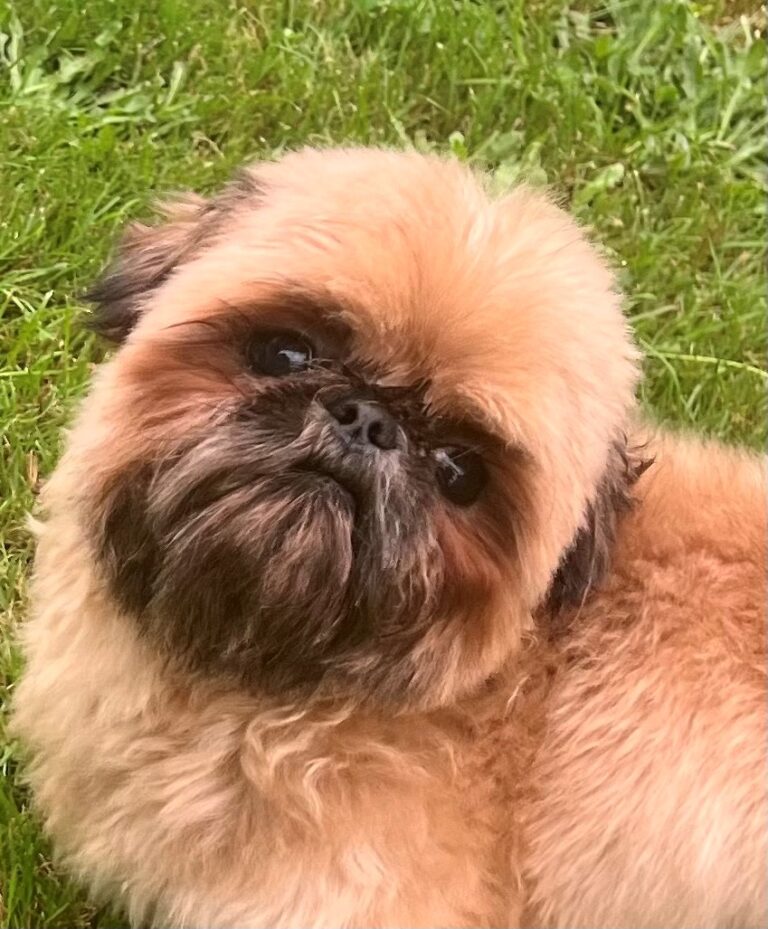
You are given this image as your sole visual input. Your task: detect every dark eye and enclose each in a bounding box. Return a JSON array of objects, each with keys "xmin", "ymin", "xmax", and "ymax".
[
  {"xmin": 434, "ymin": 447, "xmax": 487, "ymax": 506},
  {"xmin": 249, "ymin": 332, "xmax": 314, "ymax": 377}
]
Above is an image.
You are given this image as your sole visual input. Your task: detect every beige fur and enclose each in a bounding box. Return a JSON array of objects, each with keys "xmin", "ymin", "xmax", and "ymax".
[{"xmin": 12, "ymin": 148, "xmax": 767, "ymax": 928}]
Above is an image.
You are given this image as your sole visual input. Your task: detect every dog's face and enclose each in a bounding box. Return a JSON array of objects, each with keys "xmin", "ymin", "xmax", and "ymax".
[{"xmin": 68, "ymin": 148, "xmax": 639, "ymax": 708}]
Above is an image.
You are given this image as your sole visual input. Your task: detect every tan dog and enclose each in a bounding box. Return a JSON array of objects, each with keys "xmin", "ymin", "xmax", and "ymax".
[{"xmin": 12, "ymin": 148, "xmax": 766, "ymax": 928}]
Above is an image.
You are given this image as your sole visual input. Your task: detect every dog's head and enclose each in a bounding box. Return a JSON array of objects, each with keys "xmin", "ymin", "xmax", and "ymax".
[{"xmin": 70, "ymin": 148, "xmax": 640, "ymax": 707}]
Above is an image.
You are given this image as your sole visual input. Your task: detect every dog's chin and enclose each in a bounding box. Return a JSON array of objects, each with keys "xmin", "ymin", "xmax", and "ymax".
[{"xmin": 94, "ymin": 437, "xmax": 452, "ymax": 703}]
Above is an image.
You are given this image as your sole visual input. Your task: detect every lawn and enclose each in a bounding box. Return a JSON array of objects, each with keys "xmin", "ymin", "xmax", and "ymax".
[{"xmin": 0, "ymin": 0, "xmax": 765, "ymax": 926}]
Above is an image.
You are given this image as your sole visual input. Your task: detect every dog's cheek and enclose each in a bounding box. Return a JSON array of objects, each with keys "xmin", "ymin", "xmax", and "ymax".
[
  {"xmin": 92, "ymin": 464, "xmax": 359, "ymax": 693},
  {"xmin": 112, "ymin": 338, "xmax": 245, "ymax": 445},
  {"xmin": 435, "ymin": 514, "xmax": 504, "ymax": 621},
  {"xmin": 94, "ymin": 466, "xmax": 160, "ymax": 616},
  {"xmin": 163, "ymin": 493, "xmax": 354, "ymax": 690}
]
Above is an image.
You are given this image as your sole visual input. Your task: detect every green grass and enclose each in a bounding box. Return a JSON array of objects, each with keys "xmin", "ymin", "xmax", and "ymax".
[{"xmin": 0, "ymin": 0, "xmax": 765, "ymax": 925}]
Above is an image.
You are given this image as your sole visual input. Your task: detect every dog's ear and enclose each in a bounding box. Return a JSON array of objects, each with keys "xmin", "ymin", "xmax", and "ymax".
[
  {"xmin": 547, "ymin": 437, "xmax": 652, "ymax": 615},
  {"xmin": 85, "ymin": 194, "xmax": 213, "ymax": 344},
  {"xmin": 86, "ymin": 170, "xmax": 265, "ymax": 343}
]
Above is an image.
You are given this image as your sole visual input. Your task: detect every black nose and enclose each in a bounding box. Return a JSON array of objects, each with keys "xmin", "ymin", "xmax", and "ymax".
[{"xmin": 325, "ymin": 397, "xmax": 401, "ymax": 451}]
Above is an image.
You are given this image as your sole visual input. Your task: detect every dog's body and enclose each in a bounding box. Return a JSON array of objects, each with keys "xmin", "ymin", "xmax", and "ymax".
[
  {"xmin": 523, "ymin": 433, "xmax": 767, "ymax": 927},
  {"xmin": 12, "ymin": 149, "xmax": 767, "ymax": 928}
]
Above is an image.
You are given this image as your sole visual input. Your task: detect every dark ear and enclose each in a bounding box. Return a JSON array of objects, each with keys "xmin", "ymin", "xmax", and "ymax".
[
  {"xmin": 85, "ymin": 194, "xmax": 212, "ymax": 344},
  {"xmin": 547, "ymin": 437, "xmax": 653, "ymax": 615}
]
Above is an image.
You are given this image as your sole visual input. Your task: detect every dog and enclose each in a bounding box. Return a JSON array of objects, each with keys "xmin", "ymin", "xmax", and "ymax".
[{"xmin": 12, "ymin": 147, "xmax": 766, "ymax": 928}]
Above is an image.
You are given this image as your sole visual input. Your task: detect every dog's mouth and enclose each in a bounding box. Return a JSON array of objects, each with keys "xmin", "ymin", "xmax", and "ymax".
[{"xmin": 296, "ymin": 461, "xmax": 361, "ymax": 508}]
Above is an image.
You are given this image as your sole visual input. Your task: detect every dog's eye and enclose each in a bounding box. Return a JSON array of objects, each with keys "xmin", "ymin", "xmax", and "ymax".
[
  {"xmin": 434, "ymin": 447, "xmax": 487, "ymax": 506},
  {"xmin": 249, "ymin": 332, "xmax": 314, "ymax": 377}
]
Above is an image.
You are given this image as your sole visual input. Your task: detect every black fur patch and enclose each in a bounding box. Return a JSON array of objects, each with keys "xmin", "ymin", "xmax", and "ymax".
[
  {"xmin": 86, "ymin": 176, "xmax": 265, "ymax": 344},
  {"xmin": 85, "ymin": 203, "xmax": 211, "ymax": 343},
  {"xmin": 98, "ymin": 467, "xmax": 160, "ymax": 615},
  {"xmin": 547, "ymin": 438, "xmax": 653, "ymax": 615}
]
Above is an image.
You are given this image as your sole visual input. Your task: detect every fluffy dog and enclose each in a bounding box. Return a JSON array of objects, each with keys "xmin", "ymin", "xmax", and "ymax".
[{"xmin": 12, "ymin": 148, "xmax": 766, "ymax": 928}]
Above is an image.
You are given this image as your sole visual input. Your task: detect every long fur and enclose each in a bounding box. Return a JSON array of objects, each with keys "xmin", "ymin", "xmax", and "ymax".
[{"xmin": 12, "ymin": 148, "xmax": 767, "ymax": 928}]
